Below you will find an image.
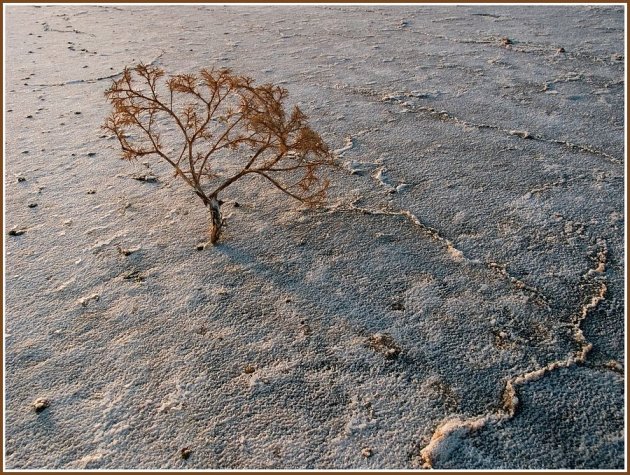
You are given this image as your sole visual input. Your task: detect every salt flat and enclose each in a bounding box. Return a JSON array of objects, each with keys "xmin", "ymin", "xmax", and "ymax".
[{"xmin": 4, "ymin": 4, "xmax": 625, "ymax": 469}]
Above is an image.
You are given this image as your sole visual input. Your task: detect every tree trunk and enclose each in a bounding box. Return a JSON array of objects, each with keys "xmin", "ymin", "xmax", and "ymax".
[{"xmin": 208, "ymin": 196, "xmax": 223, "ymax": 244}]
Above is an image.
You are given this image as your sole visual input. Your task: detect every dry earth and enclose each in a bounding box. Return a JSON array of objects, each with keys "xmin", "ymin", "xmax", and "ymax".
[{"xmin": 4, "ymin": 4, "xmax": 625, "ymax": 469}]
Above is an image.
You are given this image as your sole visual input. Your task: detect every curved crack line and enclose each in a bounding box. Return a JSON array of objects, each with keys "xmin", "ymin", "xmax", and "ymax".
[
  {"xmin": 42, "ymin": 21, "xmax": 96, "ymax": 37},
  {"xmin": 418, "ymin": 239, "xmax": 609, "ymax": 469},
  {"xmin": 412, "ymin": 30, "xmax": 617, "ymax": 64},
  {"xmin": 332, "ymin": 85, "xmax": 622, "ymax": 165},
  {"xmin": 382, "ymin": 95, "xmax": 623, "ymax": 166},
  {"xmin": 322, "ymin": 202, "xmax": 551, "ymax": 308},
  {"xmin": 26, "ymin": 50, "xmax": 165, "ymax": 88},
  {"xmin": 325, "ymin": 202, "xmax": 471, "ymax": 263}
]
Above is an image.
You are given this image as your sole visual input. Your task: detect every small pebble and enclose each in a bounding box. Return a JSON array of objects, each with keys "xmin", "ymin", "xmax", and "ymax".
[
  {"xmin": 243, "ymin": 364, "xmax": 256, "ymax": 374},
  {"xmin": 391, "ymin": 302, "xmax": 404, "ymax": 311},
  {"xmin": 26, "ymin": 115, "xmax": 33, "ymax": 119},
  {"xmin": 86, "ymin": 189, "xmax": 96, "ymax": 194},
  {"xmin": 21, "ymin": 150, "xmax": 29, "ymax": 154},
  {"xmin": 118, "ymin": 246, "xmax": 139, "ymax": 256},
  {"xmin": 557, "ymin": 47, "xmax": 565, "ymax": 53},
  {"xmin": 181, "ymin": 447, "xmax": 192, "ymax": 460},
  {"xmin": 233, "ymin": 201, "xmax": 240, "ymax": 208},
  {"xmin": 87, "ymin": 152, "xmax": 96, "ymax": 157},
  {"xmin": 17, "ymin": 177, "xmax": 26, "ymax": 182},
  {"xmin": 8, "ymin": 229, "xmax": 25, "ymax": 236},
  {"xmin": 196, "ymin": 243, "xmax": 205, "ymax": 251},
  {"xmin": 361, "ymin": 448, "xmax": 373, "ymax": 458},
  {"xmin": 33, "ymin": 398, "xmax": 49, "ymax": 413},
  {"xmin": 509, "ymin": 130, "xmax": 530, "ymax": 139},
  {"xmin": 74, "ymin": 111, "xmax": 82, "ymax": 115},
  {"xmin": 28, "ymin": 203, "xmax": 38, "ymax": 208}
]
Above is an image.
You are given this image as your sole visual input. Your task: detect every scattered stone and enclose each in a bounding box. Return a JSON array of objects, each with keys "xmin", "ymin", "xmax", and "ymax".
[
  {"xmin": 604, "ymin": 360, "xmax": 623, "ymax": 372},
  {"xmin": 367, "ymin": 333, "xmax": 402, "ymax": 360},
  {"xmin": 28, "ymin": 203, "xmax": 38, "ymax": 208},
  {"xmin": 87, "ymin": 152, "xmax": 96, "ymax": 157},
  {"xmin": 86, "ymin": 189, "xmax": 96, "ymax": 194},
  {"xmin": 233, "ymin": 201, "xmax": 241, "ymax": 208},
  {"xmin": 501, "ymin": 36, "xmax": 513, "ymax": 46},
  {"xmin": 26, "ymin": 115, "xmax": 33, "ymax": 119},
  {"xmin": 391, "ymin": 302, "xmax": 405, "ymax": 311},
  {"xmin": 509, "ymin": 130, "xmax": 531, "ymax": 139},
  {"xmin": 243, "ymin": 364, "xmax": 256, "ymax": 374},
  {"xmin": 118, "ymin": 246, "xmax": 140, "ymax": 256},
  {"xmin": 131, "ymin": 173, "xmax": 158, "ymax": 182},
  {"xmin": 21, "ymin": 150, "xmax": 29, "ymax": 154},
  {"xmin": 74, "ymin": 111, "xmax": 82, "ymax": 115},
  {"xmin": 33, "ymin": 398, "xmax": 50, "ymax": 413},
  {"xmin": 557, "ymin": 47, "xmax": 565, "ymax": 53},
  {"xmin": 196, "ymin": 242, "xmax": 206, "ymax": 251},
  {"xmin": 361, "ymin": 447, "xmax": 373, "ymax": 458},
  {"xmin": 17, "ymin": 177, "xmax": 26, "ymax": 182},
  {"xmin": 180, "ymin": 447, "xmax": 192, "ymax": 460},
  {"xmin": 8, "ymin": 229, "xmax": 26, "ymax": 236},
  {"xmin": 79, "ymin": 294, "xmax": 100, "ymax": 307},
  {"xmin": 122, "ymin": 270, "xmax": 145, "ymax": 282}
]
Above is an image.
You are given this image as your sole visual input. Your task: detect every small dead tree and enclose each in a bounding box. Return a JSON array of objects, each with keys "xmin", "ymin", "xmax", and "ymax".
[{"xmin": 104, "ymin": 64, "xmax": 335, "ymax": 244}]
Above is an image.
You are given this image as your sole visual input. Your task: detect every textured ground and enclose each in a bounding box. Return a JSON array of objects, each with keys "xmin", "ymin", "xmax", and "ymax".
[{"xmin": 4, "ymin": 5, "xmax": 625, "ymax": 469}]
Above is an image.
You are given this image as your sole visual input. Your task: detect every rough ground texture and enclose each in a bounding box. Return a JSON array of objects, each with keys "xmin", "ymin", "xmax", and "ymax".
[{"xmin": 4, "ymin": 5, "xmax": 625, "ymax": 469}]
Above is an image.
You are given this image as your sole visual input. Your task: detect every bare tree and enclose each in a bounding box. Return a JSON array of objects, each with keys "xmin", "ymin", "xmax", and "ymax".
[{"xmin": 104, "ymin": 64, "xmax": 336, "ymax": 244}]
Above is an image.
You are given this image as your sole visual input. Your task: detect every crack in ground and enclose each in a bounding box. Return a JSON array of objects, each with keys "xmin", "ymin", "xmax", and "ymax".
[
  {"xmin": 417, "ymin": 239, "xmax": 611, "ymax": 469},
  {"xmin": 322, "ymin": 201, "xmax": 551, "ymax": 309},
  {"xmin": 377, "ymin": 92, "xmax": 623, "ymax": 166},
  {"xmin": 411, "ymin": 30, "xmax": 619, "ymax": 65},
  {"xmin": 325, "ymin": 201, "xmax": 472, "ymax": 263},
  {"xmin": 331, "ymin": 84, "xmax": 622, "ymax": 165},
  {"xmin": 42, "ymin": 21, "xmax": 95, "ymax": 37},
  {"xmin": 26, "ymin": 50, "xmax": 165, "ymax": 88},
  {"xmin": 327, "ymin": 131, "xmax": 553, "ymax": 308}
]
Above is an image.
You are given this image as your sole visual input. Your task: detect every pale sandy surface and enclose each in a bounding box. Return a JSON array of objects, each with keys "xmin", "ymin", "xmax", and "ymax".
[{"xmin": 4, "ymin": 5, "xmax": 625, "ymax": 469}]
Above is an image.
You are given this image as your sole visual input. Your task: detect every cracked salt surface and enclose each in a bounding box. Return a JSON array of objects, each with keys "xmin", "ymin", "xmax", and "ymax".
[{"xmin": 4, "ymin": 4, "xmax": 625, "ymax": 470}]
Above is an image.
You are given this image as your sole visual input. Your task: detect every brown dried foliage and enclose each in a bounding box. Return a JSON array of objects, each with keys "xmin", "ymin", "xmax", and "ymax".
[{"xmin": 104, "ymin": 64, "xmax": 335, "ymax": 244}]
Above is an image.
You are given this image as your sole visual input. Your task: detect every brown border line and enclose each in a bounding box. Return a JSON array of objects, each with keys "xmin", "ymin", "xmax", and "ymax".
[{"xmin": 1, "ymin": 2, "xmax": 626, "ymax": 475}]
